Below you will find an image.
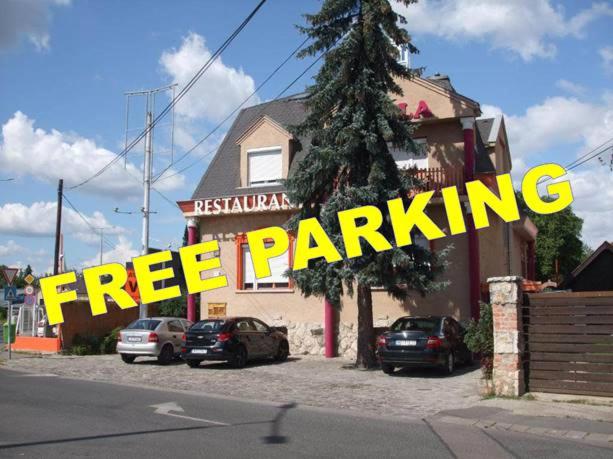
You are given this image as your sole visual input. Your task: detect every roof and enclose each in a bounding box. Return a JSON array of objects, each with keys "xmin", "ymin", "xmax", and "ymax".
[
  {"xmin": 192, "ymin": 88, "xmax": 490, "ymax": 200},
  {"xmin": 568, "ymin": 241, "xmax": 613, "ymax": 280},
  {"xmin": 192, "ymin": 94, "xmax": 309, "ymax": 200},
  {"xmin": 475, "ymin": 122, "xmax": 496, "ymax": 173},
  {"xmin": 476, "ymin": 118, "xmax": 494, "ymax": 143}
]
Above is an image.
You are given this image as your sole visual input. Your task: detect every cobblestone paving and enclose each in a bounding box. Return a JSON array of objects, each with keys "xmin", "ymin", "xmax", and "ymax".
[{"xmin": 2, "ymin": 354, "xmax": 481, "ymax": 418}]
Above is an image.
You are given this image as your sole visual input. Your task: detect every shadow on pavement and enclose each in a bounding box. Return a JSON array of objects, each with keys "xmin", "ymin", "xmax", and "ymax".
[
  {"xmin": 390, "ymin": 363, "xmax": 480, "ymax": 379},
  {"xmin": 262, "ymin": 402, "xmax": 297, "ymax": 444}
]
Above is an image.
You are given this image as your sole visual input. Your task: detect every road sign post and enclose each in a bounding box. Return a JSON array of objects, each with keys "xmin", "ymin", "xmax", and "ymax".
[{"xmin": 7, "ymin": 303, "xmax": 12, "ymax": 360}]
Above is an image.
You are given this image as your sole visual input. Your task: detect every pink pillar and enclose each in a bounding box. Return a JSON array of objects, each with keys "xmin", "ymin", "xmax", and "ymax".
[
  {"xmin": 462, "ymin": 117, "xmax": 481, "ymax": 320},
  {"xmin": 324, "ymin": 297, "xmax": 335, "ymax": 358},
  {"xmin": 186, "ymin": 218, "xmax": 198, "ymax": 323}
]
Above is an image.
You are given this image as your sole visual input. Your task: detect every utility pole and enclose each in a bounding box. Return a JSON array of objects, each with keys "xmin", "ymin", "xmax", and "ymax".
[
  {"xmin": 95, "ymin": 227, "xmax": 107, "ymax": 265},
  {"xmin": 53, "ymin": 179, "xmax": 63, "ymax": 275},
  {"xmin": 124, "ymin": 84, "xmax": 175, "ymax": 319}
]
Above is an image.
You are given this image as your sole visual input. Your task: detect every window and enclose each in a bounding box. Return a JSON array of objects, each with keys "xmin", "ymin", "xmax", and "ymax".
[
  {"xmin": 235, "ymin": 319, "xmax": 256, "ymax": 332},
  {"xmin": 248, "ymin": 148, "xmax": 282, "ymax": 186},
  {"xmin": 167, "ymin": 320, "xmax": 184, "ymax": 333},
  {"xmin": 390, "ymin": 318, "xmax": 440, "ymax": 333},
  {"xmin": 126, "ymin": 319, "xmax": 160, "ymax": 331},
  {"xmin": 242, "ymin": 243, "xmax": 290, "ymax": 290},
  {"xmin": 192, "ymin": 320, "xmax": 226, "ymax": 332},
  {"xmin": 390, "ymin": 138, "xmax": 428, "ymax": 170},
  {"xmin": 252, "ymin": 319, "xmax": 269, "ymax": 333}
]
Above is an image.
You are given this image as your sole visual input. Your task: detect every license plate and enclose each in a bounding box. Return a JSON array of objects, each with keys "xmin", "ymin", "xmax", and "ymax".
[
  {"xmin": 191, "ymin": 349, "xmax": 208, "ymax": 354},
  {"xmin": 395, "ymin": 340, "xmax": 417, "ymax": 346},
  {"xmin": 127, "ymin": 336, "xmax": 141, "ymax": 342}
]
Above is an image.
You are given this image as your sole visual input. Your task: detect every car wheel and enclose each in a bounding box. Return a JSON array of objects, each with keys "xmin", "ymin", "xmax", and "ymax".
[
  {"xmin": 121, "ymin": 354, "xmax": 135, "ymax": 364},
  {"xmin": 229, "ymin": 346, "xmax": 247, "ymax": 369},
  {"xmin": 381, "ymin": 363, "xmax": 395, "ymax": 375},
  {"xmin": 157, "ymin": 344, "xmax": 174, "ymax": 365},
  {"xmin": 443, "ymin": 352, "xmax": 455, "ymax": 375},
  {"xmin": 274, "ymin": 340, "xmax": 289, "ymax": 362},
  {"xmin": 186, "ymin": 359, "xmax": 202, "ymax": 368}
]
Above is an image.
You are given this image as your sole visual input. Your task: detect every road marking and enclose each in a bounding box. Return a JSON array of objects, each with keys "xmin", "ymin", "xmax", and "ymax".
[
  {"xmin": 15, "ymin": 373, "xmax": 58, "ymax": 378},
  {"xmin": 149, "ymin": 402, "xmax": 229, "ymax": 426}
]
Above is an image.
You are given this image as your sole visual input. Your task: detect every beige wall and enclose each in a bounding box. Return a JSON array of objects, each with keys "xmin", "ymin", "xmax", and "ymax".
[
  {"xmin": 413, "ymin": 119, "xmax": 465, "ymax": 170},
  {"xmin": 197, "ymin": 203, "xmax": 473, "ymax": 326}
]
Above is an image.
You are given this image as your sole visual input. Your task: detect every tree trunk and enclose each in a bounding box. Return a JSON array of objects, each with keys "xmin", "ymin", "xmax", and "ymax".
[{"xmin": 355, "ymin": 283, "xmax": 377, "ymax": 369}]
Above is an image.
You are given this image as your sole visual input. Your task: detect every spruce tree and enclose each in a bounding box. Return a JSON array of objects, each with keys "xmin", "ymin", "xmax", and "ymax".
[{"xmin": 286, "ymin": 0, "xmax": 446, "ymax": 368}]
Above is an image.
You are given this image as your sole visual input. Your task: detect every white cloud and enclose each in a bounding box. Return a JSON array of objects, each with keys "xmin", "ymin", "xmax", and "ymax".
[
  {"xmin": 394, "ymin": 0, "xmax": 613, "ymax": 61},
  {"xmin": 600, "ymin": 46, "xmax": 613, "ymax": 74},
  {"xmin": 81, "ymin": 236, "xmax": 139, "ymax": 267},
  {"xmin": 0, "ymin": 201, "xmax": 127, "ymax": 245},
  {"xmin": 0, "ymin": 240, "xmax": 24, "ymax": 257},
  {"xmin": 0, "ymin": 0, "xmax": 70, "ymax": 51},
  {"xmin": 555, "ymin": 79, "xmax": 586, "ymax": 96},
  {"xmin": 0, "ymin": 112, "xmax": 185, "ymax": 196},
  {"xmin": 160, "ymin": 32, "xmax": 259, "ymax": 122}
]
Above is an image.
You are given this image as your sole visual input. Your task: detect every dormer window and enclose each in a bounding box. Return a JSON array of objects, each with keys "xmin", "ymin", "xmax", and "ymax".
[{"xmin": 248, "ymin": 147, "xmax": 282, "ymax": 187}]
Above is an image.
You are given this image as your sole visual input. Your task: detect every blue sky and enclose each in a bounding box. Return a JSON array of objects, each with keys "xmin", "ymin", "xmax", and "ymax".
[{"xmin": 1, "ymin": 0, "xmax": 612, "ymax": 275}]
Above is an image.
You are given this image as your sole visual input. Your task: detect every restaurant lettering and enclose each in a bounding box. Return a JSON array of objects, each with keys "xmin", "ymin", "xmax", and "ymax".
[{"xmin": 192, "ymin": 192, "xmax": 293, "ymax": 216}]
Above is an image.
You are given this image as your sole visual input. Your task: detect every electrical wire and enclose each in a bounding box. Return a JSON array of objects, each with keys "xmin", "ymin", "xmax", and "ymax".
[
  {"xmin": 69, "ymin": 0, "xmax": 268, "ymax": 190},
  {"xmin": 62, "ymin": 192, "xmax": 116, "ymax": 250},
  {"xmin": 153, "ymin": 36, "xmax": 311, "ymax": 182},
  {"xmin": 155, "ymin": 44, "xmax": 331, "ymax": 183}
]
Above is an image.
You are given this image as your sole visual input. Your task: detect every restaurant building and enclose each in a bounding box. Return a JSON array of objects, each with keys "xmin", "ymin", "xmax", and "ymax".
[{"xmin": 178, "ymin": 73, "xmax": 537, "ymax": 358}]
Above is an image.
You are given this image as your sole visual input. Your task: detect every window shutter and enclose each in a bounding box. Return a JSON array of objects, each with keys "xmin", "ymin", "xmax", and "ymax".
[{"xmin": 248, "ymin": 149, "xmax": 282, "ymax": 185}]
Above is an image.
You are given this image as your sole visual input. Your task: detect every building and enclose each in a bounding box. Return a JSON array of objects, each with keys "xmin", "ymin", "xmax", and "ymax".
[
  {"xmin": 562, "ymin": 241, "xmax": 613, "ymax": 292},
  {"xmin": 178, "ymin": 74, "xmax": 537, "ymax": 358}
]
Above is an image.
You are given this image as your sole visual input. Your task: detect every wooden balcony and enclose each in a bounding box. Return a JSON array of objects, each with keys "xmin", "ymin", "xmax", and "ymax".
[{"xmin": 404, "ymin": 167, "xmax": 466, "ymax": 195}]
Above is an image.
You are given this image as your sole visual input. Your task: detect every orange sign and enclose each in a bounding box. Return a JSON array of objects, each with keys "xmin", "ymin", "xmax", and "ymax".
[{"xmin": 125, "ymin": 268, "xmax": 140, "ymax": 303}]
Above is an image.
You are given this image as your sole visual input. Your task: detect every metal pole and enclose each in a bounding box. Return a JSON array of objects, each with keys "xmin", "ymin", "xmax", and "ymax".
[
  {"xmin": 8, "ymin": 303, "xmax": 12, "ymax": 360},
  {"xmin": 53, "ymin": 179, "xmax": 63, "ymax": 276},
  {"xmin": 140, "ymin": 108, "xmax": 153, "ymax": 319}
]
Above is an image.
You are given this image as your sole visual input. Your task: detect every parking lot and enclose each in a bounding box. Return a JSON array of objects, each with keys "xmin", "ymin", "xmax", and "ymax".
[{"xmin": 2, "ymin": 354, "xmax": 481, "ymax": 419}]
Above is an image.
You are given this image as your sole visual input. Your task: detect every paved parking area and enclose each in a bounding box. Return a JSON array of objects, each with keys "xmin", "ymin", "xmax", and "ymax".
[{"xmin": 1, "ymin": 354, "xmax": 481, "ymax": 418}]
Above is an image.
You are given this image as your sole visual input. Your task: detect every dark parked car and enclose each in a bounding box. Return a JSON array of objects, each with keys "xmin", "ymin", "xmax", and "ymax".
[
  {"xmin": 181, "ymin": 317, "xmax": 289, "ymax": 368},
  {"xmin": 377, "ymin": 316, "xmax": 473, "ymax": 375}
]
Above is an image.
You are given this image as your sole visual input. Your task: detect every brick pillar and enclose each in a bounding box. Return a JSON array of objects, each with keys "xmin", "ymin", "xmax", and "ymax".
[{"xmin": 488, "ymin": 276, "xmax": 525, "ymax": 397}]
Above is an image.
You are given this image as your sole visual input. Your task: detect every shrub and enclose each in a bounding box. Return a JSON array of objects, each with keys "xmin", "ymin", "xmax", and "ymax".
[
  {"xmin": 100, "ymin": 327, "xmax": 122, "ymax": 354},
  {"xmin": 464, "ymin": 302, "xmax": 494, "ymax": 378}
]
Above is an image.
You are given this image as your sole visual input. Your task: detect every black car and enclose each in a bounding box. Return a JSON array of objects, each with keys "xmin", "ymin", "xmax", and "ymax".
[
  {"xmin": 181, "ymin": 317, "xmax": 290, "ymax": 368},
  {"xmin": 377, "ymin": 316, "xmax": 473, "ymax": 375}
]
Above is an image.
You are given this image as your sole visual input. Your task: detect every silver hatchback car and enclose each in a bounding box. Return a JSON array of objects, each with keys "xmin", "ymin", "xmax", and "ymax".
[{"xmin": 117, "ymin": 317, "xmax": 193, "ymax": 364}]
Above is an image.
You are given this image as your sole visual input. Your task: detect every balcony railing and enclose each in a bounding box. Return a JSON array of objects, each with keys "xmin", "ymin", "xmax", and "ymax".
[{"xmin": 404, "ymin": 167, "xmax": 465, "ymax": 195}]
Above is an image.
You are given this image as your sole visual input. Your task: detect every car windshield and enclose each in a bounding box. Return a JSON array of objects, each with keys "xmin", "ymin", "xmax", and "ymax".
[
  {"xmin": 390, "ymin": 318, "xmax": 440, "ymax": 333},
  {"xmin": 191, "ymin": 320, "xmax": 225, "ymax": 332},
  {"xmin": 126, "ymin": 319, "xmax": 161, "ymax": 331}
]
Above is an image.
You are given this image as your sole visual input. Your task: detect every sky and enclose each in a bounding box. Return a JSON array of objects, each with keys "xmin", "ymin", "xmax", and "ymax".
[{"xmin": 0, "ymin": 0, "xmax": 612, "ymax": 276}]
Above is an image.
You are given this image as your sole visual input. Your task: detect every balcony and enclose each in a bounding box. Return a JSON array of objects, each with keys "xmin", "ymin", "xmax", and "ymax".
[{"xmin": 405, "ymin": 167, "xmax": 466, "ymax": 195}]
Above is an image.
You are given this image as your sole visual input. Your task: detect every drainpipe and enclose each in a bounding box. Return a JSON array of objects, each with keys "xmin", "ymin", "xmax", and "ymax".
[
  {"xmin": 324, "ymin": 297, "xmax": 335, "ymax": 358},
  {"xmin": 461, "ymin": 117, "xmax": 481, "ymax": 320},
  {"xmin": 186, "ymin": 217, "xmax": 198, "ymax": 323}
]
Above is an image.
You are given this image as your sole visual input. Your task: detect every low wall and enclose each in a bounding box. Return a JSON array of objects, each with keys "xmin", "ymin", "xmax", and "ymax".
[{"xmin": 13, "ymin": 336, "xmax": 61, "ymax": 353}]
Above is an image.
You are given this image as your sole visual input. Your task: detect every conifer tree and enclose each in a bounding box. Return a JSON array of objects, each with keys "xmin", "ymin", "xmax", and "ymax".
[{"xmin": 286, "ymin": 0, "xmax": 446, "ymax": 368}]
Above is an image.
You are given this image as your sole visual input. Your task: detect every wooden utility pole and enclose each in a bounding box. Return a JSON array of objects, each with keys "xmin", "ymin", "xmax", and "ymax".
[{"xmin": 53, "ymin": 179, "xmax": 63, "ymax": 275}]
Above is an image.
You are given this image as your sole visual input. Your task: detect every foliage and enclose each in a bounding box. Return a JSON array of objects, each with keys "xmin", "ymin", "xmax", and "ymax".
[
  {"xmin": 0, "ymin": 309, "xmax": 6, "ymax": 322},
  {"xmin": 69, "ymin": 328, "xmax": 120, "ymax": 355},
  {"xmin": 464, "ymin": 302, "xmax": 494, "ymax": 378},
  {"xmin": 285, "ymin": 0, "xmax": 445, "ymax": 368},
  {"xmin": 516, "ymin": 192, "xmax": 585, "ymax": 282},
  {"xmin": 158, "ymin": 296, "xmax": 187, "ymax": 318}
]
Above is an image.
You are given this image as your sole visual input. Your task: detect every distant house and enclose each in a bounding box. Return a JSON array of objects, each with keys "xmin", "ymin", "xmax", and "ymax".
[{"xmin": 562, "ymin": 241, "xmax": 613, "ymax": 292}]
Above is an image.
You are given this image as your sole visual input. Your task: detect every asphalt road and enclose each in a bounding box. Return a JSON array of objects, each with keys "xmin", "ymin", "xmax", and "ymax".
[{"xmin": 0, "ymin": 368, "xmax": 611, "ymax": 458}]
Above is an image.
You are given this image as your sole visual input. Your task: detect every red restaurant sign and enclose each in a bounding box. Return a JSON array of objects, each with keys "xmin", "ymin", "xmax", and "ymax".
[{"xmin": 178, "ymin": 192, "xmax": 294, "ymax": 216}]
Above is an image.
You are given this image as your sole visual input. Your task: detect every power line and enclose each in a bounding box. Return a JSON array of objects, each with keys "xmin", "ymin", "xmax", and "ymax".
[
  {"xmin": 153, "ymin": 36, "xmax": 311, "ymax": 182},
  {"xmin": 61, "ymin": 192, "xmax": 116, "ymax": 250},
  {"xmin": 69, "ymin": 0, "xmax": 268, "ymax": 190},
  {"xmin": 538, "ymin": 140, "xmax": 613, "ymax": 186},
  {"xmin": 155, "ymin": 43, "xmax": 330, "ymax": 183}
]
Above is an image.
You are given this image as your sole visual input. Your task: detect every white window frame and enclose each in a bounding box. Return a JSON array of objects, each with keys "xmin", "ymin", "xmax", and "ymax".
[
  {"xmin": 242, "ymin": 242, "xmax": 290, "ymax": 290},
  {"xmin": 247, "ymin": 146, "xmax": 283, "ymax": 187}
]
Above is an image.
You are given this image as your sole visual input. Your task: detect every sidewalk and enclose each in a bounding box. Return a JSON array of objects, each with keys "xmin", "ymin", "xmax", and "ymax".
[{"xmin": 431, "ymin": 395, "xmax": 613, "ymax": 448}]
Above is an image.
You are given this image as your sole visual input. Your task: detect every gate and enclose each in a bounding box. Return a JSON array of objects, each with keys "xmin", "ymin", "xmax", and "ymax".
[{"xmin": 523, "ymin": 291, "xmax": 613, "ymax": 397}]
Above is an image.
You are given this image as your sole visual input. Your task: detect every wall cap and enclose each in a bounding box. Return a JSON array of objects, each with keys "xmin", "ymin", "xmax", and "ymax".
[{"xmin": 487, "ymin": 276, "xmax": 523, "ymax": 284}]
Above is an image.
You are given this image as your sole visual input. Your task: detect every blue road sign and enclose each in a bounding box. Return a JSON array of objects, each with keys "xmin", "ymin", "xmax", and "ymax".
[{"xmin": 4, "ymin": 286, "xmax": 17, "ymax": 302}]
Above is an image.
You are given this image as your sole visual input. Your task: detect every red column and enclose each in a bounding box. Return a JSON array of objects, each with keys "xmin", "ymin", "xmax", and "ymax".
[
  {"xmin": 527, "ymin": 241, "xmax": 536, "ymax": 281},
  {"xmin": 462, "ymin": 117, "xmax": 480, "ymax": 320},
  {"xmin": 186, "ymin": 218, "xmax": 198, "ymax": 323},
  {"xmin": 324, "ymin": 297, "xmax": 335, "ymax": 358}
]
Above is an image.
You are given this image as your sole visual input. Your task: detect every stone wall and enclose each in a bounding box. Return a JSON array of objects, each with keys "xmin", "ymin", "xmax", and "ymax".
[
  {"xmin": 283, "ymin": 318, "xmax": 393, "ymax": 360},
  {"xmin": 488, "ymin": 276, "xmax": 525, "ymax": 397}
]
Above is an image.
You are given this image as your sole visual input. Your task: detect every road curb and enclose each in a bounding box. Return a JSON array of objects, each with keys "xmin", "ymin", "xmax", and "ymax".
[{"xmin": 434, "ymin": 414, "xmax": 613, "ymax": 447}]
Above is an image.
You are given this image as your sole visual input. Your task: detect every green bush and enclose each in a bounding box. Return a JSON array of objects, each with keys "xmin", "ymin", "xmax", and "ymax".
[
  {"xmin": 464, "ymin": 302, "xmax": 494, "ymax": 378},
  {"xmin": 100, "ymin": 327, "xmax": 121, "ymax": 354}
]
